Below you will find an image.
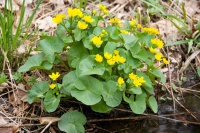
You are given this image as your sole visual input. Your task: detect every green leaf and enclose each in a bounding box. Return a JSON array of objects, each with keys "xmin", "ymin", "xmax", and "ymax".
[
  {"xmin": 197, "ymin": 67, "xmax": 200, "ymax": 77},
  {"xmin": 73, "ymin": 28, "xmax": 86, "ymax": 41},
  {"xmin": 136, "ymin": 32, "xmax": 154, "ymax": 46},
  {"xmin": 197, "ymin": 20, "xmax": 200, "ymax": 32},
  {"xmin": 148, "ymin": 96, "xmax": 158, "ymax": 113},
  {"xmin": 83, "ymin": 34, "xmax": 94, "ymax": 50},
  {"xmin": 120, "ymin": 34, "xmax": 138, "ymax": 50},
  {"xmin": 129, "ymin": 94, "xmax": 146, "ymax": 114},
  {"xmin": 0, "ymin": 73, "xmax": 7, "ymax": 84},
  {"xmin": 128, "ymin": 86, "xmax": 142, "ymax": 95},
  {"xmin": 106, "ymin": 26, "xmax": 119, "ymax": 40},
  {"xmin": 58, "ymin": 111, "xmax": 87, "ymax": 133},
  {"xmin": 18, "ymin": 53, "xmax": 44, "ymax": 72},
  {"xmin": 40, "ymin": 61, "xmax": 53, "ymax": 70},
  {"xmin": 91, "ymin": 100, "xmax": 112, "ymax": 113},
  {"xmin": 136, "ymin": 71, "xmax": 154, "ymax": 94},
  {"xmin": 56, "ymin": 23, "xmax": 73, "ymax": 43},
  {"xmin": 67, "ymin": 43, "xmax": 89, "ymax": 68},
  {"xmin": 123, "ymin": 91, "xmax": 132, "ymax": 103},
  {"xmin": 102, "ymin": 81, "xmax": 122, "ymax": 107},
  {"xmin": 133, "ymin": 49, "xmax": 149, "ymax": 61},
  {"xmin": 61, "ymin": 71, "xmax": 77, "ymax": 95},
  {"xmin": 93, "ymin": 27, "xmax": 102, "ymax": 36},
  {"xmin": 39, "ymin": 36, "xmax": 64, "ymax": 63},
  {"xmin": 76, "ymin": 55, "xmax": 105, "ymax": 77},
  {"xmin": 150, "ymin": 69, "xmax": 166, "ymax": 83},
  {"xmin": 129, "ymin": 42, "xmax": 141, "ymax": 56},
  {"xmin": 44, "ymin": 90, "xmax": 60, "ymax": 112},
  {"xmin": 27, "ymin": 81, "xmax": 49, "ymax": 103},
  {"xmin": 71, "ymin": 76, "xmax": 103, "ymax": 105},
  {"xmin": 104, "ymin": 42, "xmax": 118, "ymax": 54}
]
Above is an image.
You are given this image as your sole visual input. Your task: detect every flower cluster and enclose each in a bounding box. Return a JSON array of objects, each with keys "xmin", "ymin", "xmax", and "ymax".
[
  {"xmin": 104, "ymin": 50, "xmax": 126, "ymax": 65},
  {"xmin": 68, "ymin": 8, "xmax": 83, "ymax": 18},
  {"xmin": 148, "ymin": 38, "xmax": 170, "ymax": 64},
  {"xmin": 151, "ymin": 38, "xmax": 164, "ymax": 49},
  {"xmin": 110, "ymin": 17, "xmax": 122, "ymax": 27},
  {"xmin": 99, "ymin": 3, "xmax": 109, "ymax": 14},
  {"xmin": 91, "ymin": 36, "xmax": 103, "ymax": 47},
  {"xmin": 95, "ymin": 54, "xmax": 103, "ymax": 63},
  {"xmin": 129, "ymin": 73, "xmax": 146, "ymax": 87},
  {"xmin": 142, "ymin": 27, "xmax": 159, "ymax": 35},
  {"xmin": 49, "ymin": 72, "xmax": 60, "ymax": 89},
  {"xmin": 52, "ymin": 14, "xmax": 66, "ymax": 24},
  {"xmin": 117, "ymin": 77, "xmax": 125, "ymax": 88},
  {"xmin": 100, "ymin": 29, "xmax": 108, "ymax": 37}
]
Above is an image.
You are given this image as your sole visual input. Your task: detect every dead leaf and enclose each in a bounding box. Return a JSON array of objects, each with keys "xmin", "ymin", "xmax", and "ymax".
[
  {"xmin": 39, "ymin": 117, "xmax": 60, "ymax": 124},
  {"xmin": 49, "ymin": 0, "xmax": 64, "ymax": 5},
  {"xmin": 0, "ymin": 0, "xmax": 19, "ymax": 11},
  {"xmin": 151, "ymin": 19, "xmax": 179, "ymax": 42},
  {"xmin": 0, "ymin": 83, "xmax": 9, "ymax": 92},
  {"xmin": 35, "ymin": 16, "xmax": 57, "ymax": 31},
  {"xmin": 13, "ymin": 0, "xmax": 33, "ymax": 6},
  {"xmin": 0, "ymin": 116, "xmax": 8, "ymax": 125}
]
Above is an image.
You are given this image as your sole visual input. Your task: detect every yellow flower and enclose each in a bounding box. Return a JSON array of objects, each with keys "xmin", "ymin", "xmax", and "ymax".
[
  {"xmin": 112, "ymin": 55, "xmax": 120, "ymax": 62},
  {"xmin": 100, "ymin": 29, "xmax": 107, "ymax": 37},
  {"xmin": 103, "ymin": 9, "xmax": 109, "ymax": 15},
  {"xmin": 52, "ymin": 14, "xmax": 66, "ymax": 24},
  {"xmin": 129, "ymin": 73, "xmax": 137, "ymax": 80},
  {"xmin": 82, "ymin": 15, "xmax": 94, "ymax": 23},
  {"xmin": 68, "ymin": 8, "xmax": 83, "ymax": 18},
  {"xmin": 91, "ymin": 36, "xmax": 103, "ymax": 46},
  {"xmin": 104, "ymin": 52, "xmax": 112, "ymax": 59},
  {"xmin": 143, "ymin": 27, "xmax": 159, "ymax": 35},
  {"xmin": 118, "ymin": 56, "xmax": 126, "ymax": 63},
  {"xmin": 78, "ymin": 21, "xmax": 88, "ymax": 30},
  {"xmin": 92, "ymin": 10, "xmax": 97, "ymax": 15},
  {"xmin": 49, "ymin": 72, "xmax": 60, "ymax": 81},
  {"xmin": 99, "ymin": 4, "xmax": 106, "ymax": 11},
  {"xmin": 118, "ymin": 77, "xmax": 124, "ymax": 87},
  {"xmin": 95, "ymin": 54, "xmax": 103, "ymax": 63},
  {"xmin": 129, "ymin": 19, "xmax": 136, "ymax": 27},
  {"xmin": 120, "ymin": 30, "xmax": 128, "ymax": 34},
  {"xmin": 74, "ymin": 8, "xmax": 83, "ymax": 18},
  {"xmin": 110, "ymin": 18, "xmax": 122, "ymax": 27},
  {"xmin": 114, "ymin": 50, "xmax": 119, "ymax": 55},
  {"xmin": 151, "ymin": 38, "xmax": 164, "ymax": 49},
  {"xmin": 49, "ymin": 84, "xmax": 56, "ymax": 89},
  {"xmin": 149, "ymin": 47, "xmax": 157, "ymax": 53},
  {"xmin": 68, "ymin": 8, "xmax": 76, "ymax": 17},
  {"xmin": 138, "ymin": 77, "xmax": 146, "ymax": 84},
  {"xmin": 163, "ymin": 58, "xmax": 170, "ymax": 65},
  {"xmin": 137, "ymin": 24, "xmax": 142, "ymax": 28},
  {"xmin": 107, "ymin": 58, "xmax": 115, "ymax": 65},
  {"xmin": 133, "ymin": 79, "xmax": 142, "ymax": 87},
  {"xmin": 155, "ymin": 52, "xmax": 163, "ymax": 61}
]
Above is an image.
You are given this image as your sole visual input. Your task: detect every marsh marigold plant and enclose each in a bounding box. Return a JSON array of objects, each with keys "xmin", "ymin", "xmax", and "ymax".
[{"xmin": 19, "ymin": 4, "xmax": 170, "ymax": 131}]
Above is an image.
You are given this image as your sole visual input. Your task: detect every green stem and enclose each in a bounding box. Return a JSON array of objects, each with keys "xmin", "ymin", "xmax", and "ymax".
[{"xmin": 55, "ymin": 54, "xmax": 70, "ymax": 71}]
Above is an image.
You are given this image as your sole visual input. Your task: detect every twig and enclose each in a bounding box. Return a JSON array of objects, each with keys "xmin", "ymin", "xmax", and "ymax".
[
  {"xmin": 41, "ymin": 121, "xmax": 52, "ymax": 133},
  {"xmin": 163, "ymin": 83, "xmax": 199, "ymax": 121}
]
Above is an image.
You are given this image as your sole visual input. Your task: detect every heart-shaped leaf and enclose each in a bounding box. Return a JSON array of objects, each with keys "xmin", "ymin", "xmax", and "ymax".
[
  {"xmin": 91, "ymin": 100, "xmax": 112, "ymax": 113},
  {"xmin": 67, "ymin": 43, "xmax": 89, "ymax": 68},
  {"xmin": 58, "ymin": 111, "xmax": 87, "ymax": 133},
  {"xmin": 44, "ymin": 90, "xmax": 61, "ymax": 112},
  {"xmin": 27, "ymin": 81, "xmax": 49, "ymax": 103},
  {"xmin": 71, "ymin": 76, "xmax": 103, "ymax": 105},
  {"xmin": 76, "ymin": 55, "xmax": 105, "ymax": 77},
  {"xmin": 102, "ymin": 80, "xmax": 122, "ymax": 107},
  {"xmin": 18, "ymin": 53, "xmax": 45, "ymax": 72},
  {"xmin": 39, "ymin": 36, "xmax": 64, "ymax": 63},
  {"xmin": 129, "ymin": 94, "xmax": 146, "ymax": 114}
]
